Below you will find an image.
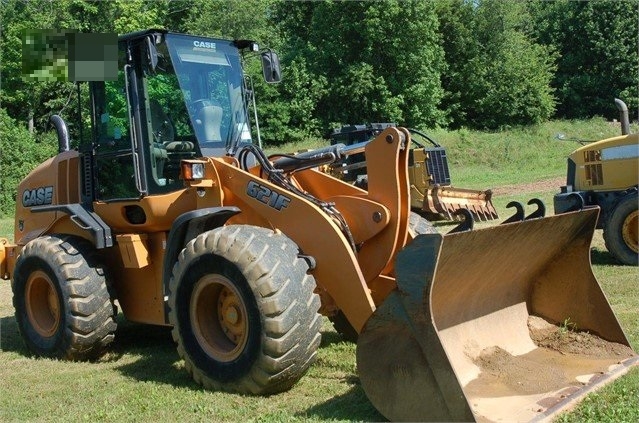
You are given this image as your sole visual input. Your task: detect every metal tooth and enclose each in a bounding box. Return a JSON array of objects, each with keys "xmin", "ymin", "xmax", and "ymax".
[
  {"xmin": 502, "ymin": 201, "xmax": 525, "ymax": 224},
  {"xmin": 525, "ymin": 198, "xmax": 546, "ymax": 220},
  {"xmin": 448, "ymin": 209, "xmax": 474, "ymax": 233}
]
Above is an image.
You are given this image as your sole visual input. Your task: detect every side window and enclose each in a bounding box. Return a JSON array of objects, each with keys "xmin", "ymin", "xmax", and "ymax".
[
  {"xmin": 94, "ymin": 75, "xmax": 139, "ymax": 201},
  {"xmin": 94, "ymin": 72, "xmax": 130, "ymax": 149}
]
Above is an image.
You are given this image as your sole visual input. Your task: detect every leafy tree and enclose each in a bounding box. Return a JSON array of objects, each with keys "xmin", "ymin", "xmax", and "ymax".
[
  {"xmin": 275, "ymin": 0, "xmax": 445, "ymax": 133},
  {"xmin": 437, "ymin": 0, "xmax": 557, "ymax": 129},
  {"xmin": 529, "ymin": 0, "xmax": 639, "ymax": 118},
  {"xmin": 255, "ymin": 57, "xmax": 328, "ymax": 143},
  {"xmin": 185, "ymin": 0, "xmax": 281, "ymax": 47},
  {"xmin": 434, "ymin": 0, "xmax": 478, "ymax": 126},
  {"xmin": 1, "ymin": 1, "xmax": 75, "ymax": 133},
  {"xmin": 0, "ymin": 108, "xmax": 57, "ymax": 216},
  {"xmin": 111, "ymin": 0, "xmax": 168, "ymax": 34},
  {"xmin": 0, "ymin": 0, "xmax": 179, "ymax": 139}
]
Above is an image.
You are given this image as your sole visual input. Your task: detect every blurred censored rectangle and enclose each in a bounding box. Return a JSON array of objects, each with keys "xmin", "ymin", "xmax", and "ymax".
[{"xmin": 23, "ymin": 30, "xmax": 117, "ymax": 82}]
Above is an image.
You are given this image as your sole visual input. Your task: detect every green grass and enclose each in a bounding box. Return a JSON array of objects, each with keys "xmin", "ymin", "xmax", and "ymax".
[
  {"xmin": 1, "ymin": 118, "xmax": 637, "ymax": 422},
  {"xmin": 0, "ymin": 218, "xmax": 12, "ymax": 241}
]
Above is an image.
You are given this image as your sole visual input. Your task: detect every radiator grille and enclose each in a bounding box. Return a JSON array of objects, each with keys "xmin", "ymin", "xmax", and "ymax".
[
  {"xmin": 425, "ymin": 147, "xmax": 451, "ymax": 185},
  {"xmin": 585, "ymin": 163, "xmax": 604, "ymax": 186}
]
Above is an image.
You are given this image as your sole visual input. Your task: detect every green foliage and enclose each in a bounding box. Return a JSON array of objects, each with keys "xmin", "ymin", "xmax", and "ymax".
[
  {"xmin": 185, "ymin": 0, "xmax": 281, "ymax": 46},
  {"xmin": 529, "ymin": 0, "xmax": 639, "ymax": 119},
  {"xmin": 559, "ymin": 317, "xmax": 578, "ymax": 335},
  {"xmin": 0, "ymin": 108, "xmax": 57, "ymax": 216},
  {"xmin": 0, "ymin": 1, "xmax": 75, "ymax": 133},
  {"xmin": 111, "ymin": 0, "xmax": 167, "ymax": 34},
  {"xmin": 0, "ymin": 0, "xmax": 637, "ymax": 144},
  {"xmin": 257, "ymin": 57, "xmax": 328, "ymax": 143},
  {"xmin": 0, "ymin": 217, "xmax": 13, "ymax": 240},
  {"xmin": 300, "ymin": 1, "xmax": 445, "ymax": 129},
  {"xmin": 437, "ymin": 0, "xmax": 557, "ymax": 129}
]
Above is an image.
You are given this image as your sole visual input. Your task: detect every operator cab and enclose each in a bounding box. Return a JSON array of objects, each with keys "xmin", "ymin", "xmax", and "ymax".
[{"xmin": 90, "ymin": 29, "xmax": 278, "ymax": 202}]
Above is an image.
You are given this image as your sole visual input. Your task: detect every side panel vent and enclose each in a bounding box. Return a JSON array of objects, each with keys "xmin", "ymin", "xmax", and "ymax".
[
  {"xmin": 81, "ymin": 153, "xmax": 93, "ymax": 204},
  {"xmin": 585, "ymin": 163, "xmax": 604, "ymax": 186}
]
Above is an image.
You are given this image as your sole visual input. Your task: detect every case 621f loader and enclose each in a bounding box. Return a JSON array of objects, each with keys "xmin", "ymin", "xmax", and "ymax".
[{"xmin": 0, "ymin": 30, "xmax": 637, "ymax": 422}]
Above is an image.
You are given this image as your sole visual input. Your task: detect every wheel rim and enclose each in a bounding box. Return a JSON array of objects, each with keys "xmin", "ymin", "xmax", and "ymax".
[
  {"xmin": 25, "ymin": 270, "xmax": 60, "ymax": 337},
  {"xmin": 190, "ymin": 274, "xmax": 249, "ymax": 362},
  {"xmin": 622, "ymin": 209, "xmax": 638, "ymax": 254}
]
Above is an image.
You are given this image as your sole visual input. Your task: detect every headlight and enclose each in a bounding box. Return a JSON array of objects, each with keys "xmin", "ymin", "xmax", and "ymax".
[{"xmin": 181, "ymin": 161, "xmax": 206, "ymax": 180}]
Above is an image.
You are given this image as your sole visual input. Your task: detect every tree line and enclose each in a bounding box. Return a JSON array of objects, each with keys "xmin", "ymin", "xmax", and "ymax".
[
  {"xmin": 1, "ymin": 0, "xmax": 636, "ymax": 215},
  {"xmin": 1, "ymin": 0, "xmax": 637, "ymax": 142}
]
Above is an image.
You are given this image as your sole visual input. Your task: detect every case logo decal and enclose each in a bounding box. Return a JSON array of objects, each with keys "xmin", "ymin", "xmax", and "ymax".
[{"xmin": 22, "ymin": 186, "xmax": 53, "ymax": 207}]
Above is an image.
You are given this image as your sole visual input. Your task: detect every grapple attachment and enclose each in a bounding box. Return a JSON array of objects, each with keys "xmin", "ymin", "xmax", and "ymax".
[
  {"xmin": 419, "ymin": 185, "xmax": 498, "ymax": 222},
  {"xmin": 357, "ymin": 208, "xmax": 638, "ymax": 422}
]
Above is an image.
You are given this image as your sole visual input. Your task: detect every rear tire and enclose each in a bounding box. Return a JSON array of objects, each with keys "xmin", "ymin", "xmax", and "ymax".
[
  {"xmin": 168, "ymin": 225, "xmax": 322, "ymax": 394},
  {"xmin": 409, "ymin": 211, "xmax": 438, "ymax": 236},
  {"xmin": 12, "ymin": 235, "xmax": 117, "ymax": 360},
  {"xmin": 603, "ymin": 193, "xmax": 638, "ymax": 266}
]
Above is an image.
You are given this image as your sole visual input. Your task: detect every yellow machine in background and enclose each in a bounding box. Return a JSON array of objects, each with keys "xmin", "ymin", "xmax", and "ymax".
[
  {"xmin": 554, "ymin": 99, "xmax": 638, "ymax": 265},
  {"xmin": 328, "ymin": 124, "xmax": 498, "ymax": 222},
  {"xmin": 1, "ymin": 30, "xmax": 637, "ymax": 422}
]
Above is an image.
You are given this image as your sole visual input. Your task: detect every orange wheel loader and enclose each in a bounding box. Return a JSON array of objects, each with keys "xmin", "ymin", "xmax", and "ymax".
[{"xmin": 0, "ymin": 30, "xmax": 636, "ymax": 422}]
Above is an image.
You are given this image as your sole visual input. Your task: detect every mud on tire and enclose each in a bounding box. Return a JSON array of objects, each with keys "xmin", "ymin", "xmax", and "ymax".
[
  {"xmin": 168, "ymin": 225, "xmax": 322, "ymax": 394},
  {"xmin": 12, "ymin": 235, "xmax": 117, "ymax": 360}
]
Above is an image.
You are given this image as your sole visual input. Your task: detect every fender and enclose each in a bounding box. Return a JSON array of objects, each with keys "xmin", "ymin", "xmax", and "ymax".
[{"xmin": 162, "ymin": 206, "xmax": 240, "ymax": 320}]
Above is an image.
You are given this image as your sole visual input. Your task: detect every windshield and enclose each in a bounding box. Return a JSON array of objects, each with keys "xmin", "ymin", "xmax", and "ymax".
[{"xmin": 165, "ymin": 33, "xmax": 252, "ymax": 156}]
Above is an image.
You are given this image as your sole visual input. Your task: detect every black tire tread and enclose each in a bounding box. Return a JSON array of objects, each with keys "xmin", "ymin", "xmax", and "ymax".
[
  {"xmin": 168, "ymin": 225, "xmax": 322, "ymax": 395},
  {"xmin": 603, "ymin": 193, "xmax": 638, "ymax": 266},
  {"xmin": 12, "ymin": 235, "xmax": 117, "ymax": 360}
]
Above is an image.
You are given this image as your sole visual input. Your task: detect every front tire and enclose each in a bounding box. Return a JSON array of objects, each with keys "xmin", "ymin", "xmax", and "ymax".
[
  {"xmin": 603, "ymin": 193, "xmax": 638, "ymax": 266},
  {"xmin": 12, "ymin": 235, "xmax": 117, "ymax": 360},
  {"xmin": 168, "ymin": 225, "xmax": 322, "ymax": 394}
]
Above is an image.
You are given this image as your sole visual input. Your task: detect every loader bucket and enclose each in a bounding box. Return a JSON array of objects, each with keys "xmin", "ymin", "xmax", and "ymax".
[{"xmin": 357, "ymin": 208, "xmax": 638, "ymax": 422}]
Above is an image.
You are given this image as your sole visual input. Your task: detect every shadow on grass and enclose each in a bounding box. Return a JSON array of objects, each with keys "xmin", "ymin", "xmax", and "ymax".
[
  {"xmin": 1, "ymin": 311, "xmax": 194, "ymax": 388},
  {"xmin": 590, "ymin": 248, "xmax": 624, "ymax": 266},
  {"xmin": 0, "ymin": 314, "xmax": 29, "ymax": 355},
  {"xmin": 108, "ymin": 314, "xmax": 175, "ymax": 356},
  {"xmin": 2, "ymin": 310, "xmax": 373, "ymax": 398},
  {"xmin": 300, "ymin": 383, "xmax": 384, "ymax": 421},
  {"xmin": 107, "ymin": 315, "xmax": 198, "ymax": 388},
  {"xmin": 319, "ymin": 329, "xmax": 352, "ymax": 348}
]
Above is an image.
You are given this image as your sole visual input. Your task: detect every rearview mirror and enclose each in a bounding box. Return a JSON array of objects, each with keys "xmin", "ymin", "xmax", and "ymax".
[{"xmin": 260, "ymin": 50, "xmax": 281, "ymax": 83}]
